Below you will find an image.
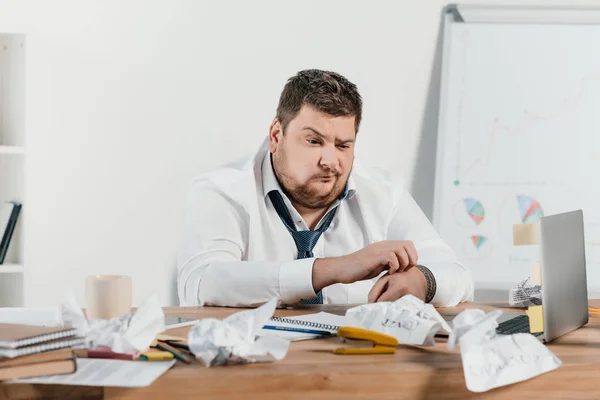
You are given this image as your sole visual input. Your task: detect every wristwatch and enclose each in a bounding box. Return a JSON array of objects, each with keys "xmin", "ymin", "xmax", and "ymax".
[{"xmin": 415, "ymin": 265, "xmax": 436, "ymax": 303}]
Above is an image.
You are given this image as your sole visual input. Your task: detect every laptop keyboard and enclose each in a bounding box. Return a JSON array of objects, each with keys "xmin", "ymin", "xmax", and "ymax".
[{"xmin": 496, "ymin": 315, "xmax": 531, "ymax": 335}]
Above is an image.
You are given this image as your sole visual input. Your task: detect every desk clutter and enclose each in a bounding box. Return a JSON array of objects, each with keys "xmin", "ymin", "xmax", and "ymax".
[
  {"xmin": 0, "ymin": 292, "xmax": 564, "ymax": 393},
  {"xmin": 0, "ymin": 291, "xmax": 176, "ymax": 387}
]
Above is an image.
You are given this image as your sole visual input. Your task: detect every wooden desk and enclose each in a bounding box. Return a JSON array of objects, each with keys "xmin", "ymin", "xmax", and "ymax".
[{"xmin": 3, "ymin": 301, "xmax": 600, "ymax": 400}]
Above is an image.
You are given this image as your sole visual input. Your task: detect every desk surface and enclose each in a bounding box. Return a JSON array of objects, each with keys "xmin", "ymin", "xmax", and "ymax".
[{"xmin": 3, "ymin": 301, "xmax": 600, "ymax": 400}]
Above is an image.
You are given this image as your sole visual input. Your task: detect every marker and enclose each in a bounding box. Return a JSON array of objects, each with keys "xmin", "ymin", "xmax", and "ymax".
[
  {"xmin": 262, "ymin": 325, "xmax": 333, "ymax": 336},
  {"xmin": 139, "ymin": 351, "xmax": 174, "ymax": 361}
]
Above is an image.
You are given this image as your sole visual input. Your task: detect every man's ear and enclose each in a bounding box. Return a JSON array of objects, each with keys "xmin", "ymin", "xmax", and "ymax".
[{"xmin": 268, "ymin": 118, "xmax": 283, "ymax": 153}]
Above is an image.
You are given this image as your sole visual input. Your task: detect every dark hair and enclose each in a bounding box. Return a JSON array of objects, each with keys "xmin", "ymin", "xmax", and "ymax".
[{"xmin": 276, "ymin": 69, "xmax": 362, "ymax": 133}]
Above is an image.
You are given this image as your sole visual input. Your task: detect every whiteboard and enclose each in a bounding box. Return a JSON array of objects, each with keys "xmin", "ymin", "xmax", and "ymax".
[{"xmin": 434, "ymin": 12, "xmax": 600, "ymax": 293}]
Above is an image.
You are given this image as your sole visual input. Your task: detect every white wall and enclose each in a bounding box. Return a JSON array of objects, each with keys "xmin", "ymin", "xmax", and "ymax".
[{"xmin": 1, "ymin": 0, "xmax": 599, "ymax": 306}]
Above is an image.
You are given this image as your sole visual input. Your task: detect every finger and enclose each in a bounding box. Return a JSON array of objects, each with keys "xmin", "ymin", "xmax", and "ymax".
[
  {"xmin": 406, "ymin": 242, "xmax": 418, "ymax": 269},
  {"xmin": 368, "ymin": 276, "xmax": 390, "ymax": 303},
  {"xmin": 377, "ymin": 280, "xmax": 409, "ymax": 302},
  {"xmin": 386, "ymin": 252, "xmax": 400, "ymax": 274},
  {"xmin": 365, "ymin": 266, "xmax": 386, "ymax": 280},
  {"xmin": 393, "ymin": 248, "xmax": 410, "ymax": 271}
]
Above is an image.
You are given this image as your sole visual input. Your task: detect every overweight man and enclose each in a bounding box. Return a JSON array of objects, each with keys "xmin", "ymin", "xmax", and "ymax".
[{"xmin": 177, "ymin": 69, "xmax": 473, "ymax": 307}]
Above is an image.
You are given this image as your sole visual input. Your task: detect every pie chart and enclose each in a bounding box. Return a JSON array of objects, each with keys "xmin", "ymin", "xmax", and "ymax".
[
  {"xmin": 472, "ymin": 235, "xmax": 488, "ymax": 249},
  {"xmin": 464, "ymin": 235, "xmax": 492, "ymax": 258},
  {"xmin": 517, "ymin": 195, "xmax": 543, "ymax": 223},
  {"xmin": 454, "ymin": 198, "xmax": 485, "ymax": 227}
]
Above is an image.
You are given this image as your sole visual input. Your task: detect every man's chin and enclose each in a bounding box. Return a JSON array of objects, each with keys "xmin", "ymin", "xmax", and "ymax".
[{"xmin": 306, "ymin": 191, "xmax": 344, "ymax": 208}]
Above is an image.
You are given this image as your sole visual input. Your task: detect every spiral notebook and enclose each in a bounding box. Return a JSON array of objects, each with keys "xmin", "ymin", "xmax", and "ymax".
[
  {"xmin": 259, "ymin": 312, "xmax": 349, "ymax": 341},
  {"xmin": 0, "ymin": 323, "xmax": 83, "ymax": 358},
  {"xmin": 0, "ymin": 337, "xmax": 86, "ymax": 359}
]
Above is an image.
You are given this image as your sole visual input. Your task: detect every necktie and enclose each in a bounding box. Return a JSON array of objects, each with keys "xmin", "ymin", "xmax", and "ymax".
[{"xmin": 268, "ymin": 190, "xmax": 338, "ymax": 304}]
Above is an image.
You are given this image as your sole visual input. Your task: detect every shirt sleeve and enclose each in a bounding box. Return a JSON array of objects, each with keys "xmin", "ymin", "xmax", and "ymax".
[
  {"xmin": 176, "ymin": 179, "xmax": 316, "ymax": 307},
  {"xmin": 386, "ymin": 188, "xmax": 474, "ymax": 307}
]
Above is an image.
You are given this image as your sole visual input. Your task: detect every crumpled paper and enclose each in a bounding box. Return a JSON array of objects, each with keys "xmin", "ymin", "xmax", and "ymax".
[
  {"xmin": 345, "ymin": 295, "xmax": 451, "ymax": 346},
  {"xmin": 509, "ymin": 277, "xmax": 542, "ymax": 307},
  {"xmin": 188, "ymin": 298, "xmax": 290, "ymax": 367},
  {"xmin": 61, "ymin": 290, "xmax": 165, "ymax": 354},
  {"xmin": 447, "ymin": 309, "xmax": 561, "ymax": 392}
]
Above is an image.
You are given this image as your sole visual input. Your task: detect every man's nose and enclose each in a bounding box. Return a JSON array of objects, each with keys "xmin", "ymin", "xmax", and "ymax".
[{"xmin": 319, "ymin": 144, "xmax": 340, "ymax": 171}]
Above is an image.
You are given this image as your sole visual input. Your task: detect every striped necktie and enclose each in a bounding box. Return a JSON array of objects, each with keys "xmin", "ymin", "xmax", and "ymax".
[{"xmin": 268, "ymin": 190, "xmax": 339, "ymax": 304}]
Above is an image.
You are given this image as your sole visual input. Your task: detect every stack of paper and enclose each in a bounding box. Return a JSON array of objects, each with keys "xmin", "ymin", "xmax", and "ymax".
[{"xmin": 11, "ymin": 358, "xmax": 176, "ymax": 387}]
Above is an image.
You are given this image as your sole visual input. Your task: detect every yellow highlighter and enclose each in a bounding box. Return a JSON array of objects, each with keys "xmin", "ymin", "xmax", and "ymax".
[
  {"xmin": 334, "ymin": 327, "xmax": 398, "ymax": 355},
  {"xmin": 140, "ymin": 351, "xmax": 175, "ymax": 361}
]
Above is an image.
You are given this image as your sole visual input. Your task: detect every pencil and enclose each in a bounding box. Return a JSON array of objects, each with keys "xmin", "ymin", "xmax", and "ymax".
[
  {"xmin": 165, "ymin": 341, "xmax": 191, "ymax": 353},
  {"xmin": 262, "ymin": 325, "xmax": 333, "ymax": 336},
  {"xmin": 156, "ymin": 341, "xmax": 192, "ymax": 364}
]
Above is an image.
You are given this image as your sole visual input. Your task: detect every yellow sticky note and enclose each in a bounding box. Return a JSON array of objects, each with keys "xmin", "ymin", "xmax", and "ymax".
[
  {"xmin": 531, "ymin": 263, "xmax": 542, "ymax": 286},
  {"xmin": 526, "ymin": 305, "xmax": 544, "ymax": 333},
  {"xmin": 513, "ymin": 223, "xmax": 540, "ymax": 246}
]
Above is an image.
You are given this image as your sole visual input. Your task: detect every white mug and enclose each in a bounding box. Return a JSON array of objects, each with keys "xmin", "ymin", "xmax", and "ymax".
[{"xmin": 85, "ymin": 275, "xmax": 132, "ymax": 320}]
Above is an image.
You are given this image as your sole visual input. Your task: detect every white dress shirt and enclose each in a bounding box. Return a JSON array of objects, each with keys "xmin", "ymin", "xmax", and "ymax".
[{"xmin": 177, "ymin": 138, "xmax": 474, "ymax": 307}]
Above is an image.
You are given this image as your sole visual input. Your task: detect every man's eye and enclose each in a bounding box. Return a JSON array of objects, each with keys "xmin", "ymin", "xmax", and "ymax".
[
  {"xmin": 338, "ymin": 145, "xmax": 350, "ymax": 149},
  {"xmin": 307, "ymin": 139, "xmax": 320, "ymax": 145}
]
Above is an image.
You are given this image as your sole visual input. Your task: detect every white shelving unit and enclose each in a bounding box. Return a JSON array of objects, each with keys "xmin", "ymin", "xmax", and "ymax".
[
  {"xmin": 0, "ymin": 145, "xmax": 25, "ymax": 155},
  {"xmin": 0, "ymin": 34, "xmax": 25, "ymax": 307}
]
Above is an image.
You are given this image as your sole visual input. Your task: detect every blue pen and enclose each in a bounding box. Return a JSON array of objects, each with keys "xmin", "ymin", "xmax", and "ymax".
[{"xmin": 262, "ymin": 325, "xmax": 333, "ymax": 336}]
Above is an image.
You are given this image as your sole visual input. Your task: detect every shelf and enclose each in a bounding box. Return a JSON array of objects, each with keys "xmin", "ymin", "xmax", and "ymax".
[
  {"xmin": 0, "ymin": 264, "xmax": 23, "ymax": 273},
  {"xmin": 0, "ymin": 146, "xmax": 25, "ymax": 155}
]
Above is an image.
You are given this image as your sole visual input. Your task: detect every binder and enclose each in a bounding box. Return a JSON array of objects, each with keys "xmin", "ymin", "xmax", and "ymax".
[{"xmin": 0, "ymin": 202, "xmax": 21, "ymax": 264}]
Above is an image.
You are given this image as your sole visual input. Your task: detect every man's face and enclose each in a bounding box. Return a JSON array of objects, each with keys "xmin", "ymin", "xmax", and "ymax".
[{"xmin": 269, "ymin": 105, "xmax": 356, "ymax": 210}]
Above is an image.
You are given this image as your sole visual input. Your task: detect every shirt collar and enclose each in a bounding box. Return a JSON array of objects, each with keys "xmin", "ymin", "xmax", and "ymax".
[{"xmin": 261, "ymin": 151, "xmax": 356, "ymax": 200}]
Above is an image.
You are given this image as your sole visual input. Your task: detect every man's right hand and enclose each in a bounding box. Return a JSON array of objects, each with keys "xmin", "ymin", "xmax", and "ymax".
[{"xmin": 312, "ymin": 240, "xmax": 418, "ymax": 292}]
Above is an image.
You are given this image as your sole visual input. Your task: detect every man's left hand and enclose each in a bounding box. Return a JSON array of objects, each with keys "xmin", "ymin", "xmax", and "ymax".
[{"xmin": 368, "ymin": 267, "xmax": 427, "ymax": 303}]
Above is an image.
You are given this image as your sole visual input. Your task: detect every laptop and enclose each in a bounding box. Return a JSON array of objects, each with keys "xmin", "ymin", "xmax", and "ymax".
[{"xmin": 493, "ymin": 209, "xmax": 589, "ymax": 342}]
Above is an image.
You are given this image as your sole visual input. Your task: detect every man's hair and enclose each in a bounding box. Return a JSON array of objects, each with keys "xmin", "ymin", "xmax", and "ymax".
[{"xmin": 276, "ymin": 69, "xmax": 362, "ymax": 133}]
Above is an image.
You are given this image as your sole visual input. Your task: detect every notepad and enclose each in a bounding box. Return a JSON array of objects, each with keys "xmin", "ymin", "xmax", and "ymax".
[{"xmin": 258, "ymin": 312, "xmax": 349, "ymax": 341}]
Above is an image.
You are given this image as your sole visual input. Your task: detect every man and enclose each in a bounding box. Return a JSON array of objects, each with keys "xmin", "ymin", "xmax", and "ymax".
[{"xmin": 177, "ymin": 69, "xmax": 473, "ymax": 307}]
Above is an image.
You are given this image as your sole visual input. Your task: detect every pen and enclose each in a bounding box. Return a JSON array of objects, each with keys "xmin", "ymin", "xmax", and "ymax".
[
  {"xmin": 262, "ymin": 325, "xmax": 333, "ymax": 336},
  {"xmin": 139, "ymin": 351, "xmax": 174, "ymax": 361},
  {"xmin": 156, "ymin": 341, "xmax": 192, "ymax": 364}
]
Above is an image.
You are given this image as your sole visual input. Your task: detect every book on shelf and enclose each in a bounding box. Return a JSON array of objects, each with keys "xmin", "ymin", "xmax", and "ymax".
[{"xmin": 0, "ymin": 201, "xmax": 22, "ymax": 265}]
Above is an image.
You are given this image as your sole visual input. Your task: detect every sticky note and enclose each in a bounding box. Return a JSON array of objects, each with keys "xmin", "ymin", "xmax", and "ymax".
[
  {"xmin": 526, "ymin": 305, "xmax": 544, "ymax": 333},
  {"xmin": 531, "ymin": 263, "xmax": 542, "ymax": 286},
  {"xmin": 513, "ymin": 223, "xmax": 540, "ymax": 246}
]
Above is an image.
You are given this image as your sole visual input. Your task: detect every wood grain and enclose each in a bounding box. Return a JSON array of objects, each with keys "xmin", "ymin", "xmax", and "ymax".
[{"xmin": 3, "ymin": 301, "xmax": 600, "ymax": 399}]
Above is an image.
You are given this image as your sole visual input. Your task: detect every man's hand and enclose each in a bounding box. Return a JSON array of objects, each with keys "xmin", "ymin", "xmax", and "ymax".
[
  {"xmin": 312, "ymin": 240, "xmax": 418, "ymax": 292},
  {"xmin": 367, "ymin": 267, "xmax": 427, "ymax": 303}
]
